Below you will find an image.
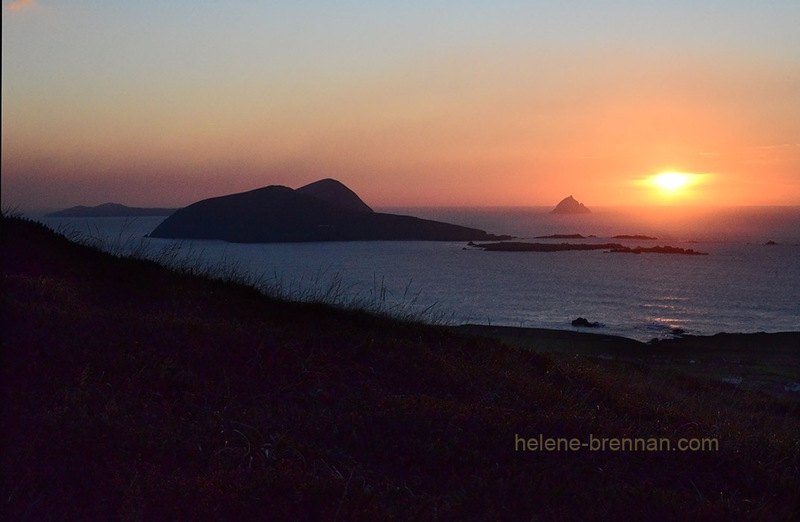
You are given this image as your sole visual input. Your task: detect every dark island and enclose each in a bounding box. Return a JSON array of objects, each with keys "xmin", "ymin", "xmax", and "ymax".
[
  {"xmin": 475, "ymin": 241, "xmax": 623, "ymax": 252},
  {"xmin": 473, "ymin": 241, "xmax": 709, "ymax": 255},
  {"xmin": 550, "ymin": 195, "xmax": 591, "ymax": 214},
  {"xmin": 535, "ymin": 233, "xmax": 586, "ymax": 239},
  {"xmin": 608, "ymin": 245, "xmax": 708, "ymax": 255},
  {"xmin": 46, "ymin": 202, "xmax": 178, "ymax": 218},
  {"xmin": 571, "ymin": 317, "xmax": 602, "ymax": 328},
  {"xmin": 613, "ymin": 234, "xmax": 658, "ymax": 240},
  {"xmin": 150, "ymin": 179, "xmax": 512, "ymax": 243}
]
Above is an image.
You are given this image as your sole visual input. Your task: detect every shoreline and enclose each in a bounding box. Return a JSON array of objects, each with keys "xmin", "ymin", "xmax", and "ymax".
[{"xmin": 454, "ymin": 324, "xmax": 800, "ymax": 393}]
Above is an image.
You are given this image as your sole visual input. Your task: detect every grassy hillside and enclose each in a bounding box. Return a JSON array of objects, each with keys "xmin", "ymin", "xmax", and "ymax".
[{"xmin": 2, "ymin": 214, "xmax": 798, "ymax": 521}]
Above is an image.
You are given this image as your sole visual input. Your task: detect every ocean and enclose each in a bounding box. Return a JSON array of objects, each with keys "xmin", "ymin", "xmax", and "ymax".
[{"xmin": 37, "ymin": 206, "xmax": 800, "ymax": 342}]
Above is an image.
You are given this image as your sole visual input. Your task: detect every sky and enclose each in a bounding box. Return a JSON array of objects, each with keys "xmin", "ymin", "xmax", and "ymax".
[{"xmin": 2, "ymin": 0, "xmax": 799, "ymax": 211}]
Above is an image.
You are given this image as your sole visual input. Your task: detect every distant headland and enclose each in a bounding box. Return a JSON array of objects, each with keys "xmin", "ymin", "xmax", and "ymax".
[
  {"xmin": 551, "ymin": 195, "xmax": 591, "ymax": 214},
  {"xmin": 46, "ymin": 203, "xmax": 178, "ymax": 218},
  {"xmin": 150, "ymin": 179, "xmax": 513, "ymax": 243}
]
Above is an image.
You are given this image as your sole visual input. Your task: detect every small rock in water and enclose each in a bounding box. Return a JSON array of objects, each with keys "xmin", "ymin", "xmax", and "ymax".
[
  {"xmin": 721, "ymin": 376, "xmax": 743, "ymax": 386},
  {"xmin": 784, "ymin": 382, "xmax": 800, "ymax": 393},
  {"xmin": 572, "ymin": 317, "xmax": 602, "ymax": 328}
]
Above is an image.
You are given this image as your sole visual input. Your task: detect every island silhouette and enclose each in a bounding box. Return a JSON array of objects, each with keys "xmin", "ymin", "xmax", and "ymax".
[
  {"xmin": 150, "ymin": 179, "xmax": 513, "ymax": 243},
  {"xmin": 551, "ymin": 195, "xmax": 591, "ymax": 214},
  {"xmin": 46, "ymin": 203, "xmax": 178, "ymax": 218},
  {"xmin": 472, "ymin": 242, "xmax": 708, "ymax": 255}
]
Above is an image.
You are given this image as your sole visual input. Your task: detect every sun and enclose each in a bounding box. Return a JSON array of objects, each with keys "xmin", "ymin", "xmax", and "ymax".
[
  {"xmin": 638, "ymin": 171, "xmax": 710, "ymax": 202},
  {"xmin": 652, "ymin": 172, "xmax": 691, "ymax": 192}
]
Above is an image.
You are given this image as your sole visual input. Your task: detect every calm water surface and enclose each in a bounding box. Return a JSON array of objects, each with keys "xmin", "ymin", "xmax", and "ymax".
[{"xmin": 38, "ymin": 206, "xmax": 800, "ymax": 341}]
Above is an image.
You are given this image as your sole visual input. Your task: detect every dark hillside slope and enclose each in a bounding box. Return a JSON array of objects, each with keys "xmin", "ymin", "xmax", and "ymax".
[{"xmin": 2, "ymin": 214, "xmax": 798, "ymax": 521}]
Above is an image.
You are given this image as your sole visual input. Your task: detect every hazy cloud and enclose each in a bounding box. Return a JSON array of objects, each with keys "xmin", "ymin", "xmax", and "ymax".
[
  {"xmin": 3, "ymin": 0, "xmax": 35, "ymax": 12},
  {"xmin": 756, "ymin": 143, "xmax": 800, "ymax": 150}
]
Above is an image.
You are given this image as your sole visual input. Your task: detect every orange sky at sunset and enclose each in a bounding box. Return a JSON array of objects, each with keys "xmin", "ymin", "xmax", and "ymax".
[{"xmin": 2, "ymin": 1, "xmax": 799, "ymax": 211}]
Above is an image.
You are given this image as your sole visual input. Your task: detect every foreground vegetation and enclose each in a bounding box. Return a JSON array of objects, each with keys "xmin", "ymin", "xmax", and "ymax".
[{"xmin": 2, "ymin": 214, "xmax": 798, "ymax": 521}]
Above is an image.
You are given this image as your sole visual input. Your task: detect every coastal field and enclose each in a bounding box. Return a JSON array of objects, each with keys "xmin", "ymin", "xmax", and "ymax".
[{"xmin": 2, "ymin": 214, "xmax": 799, "ymax": 521}]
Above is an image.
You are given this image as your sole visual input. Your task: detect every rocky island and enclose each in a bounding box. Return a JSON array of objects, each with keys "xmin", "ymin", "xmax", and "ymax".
[
  {"xmin": 150, "ymin": 179, "xmax": 513, "ymax": 243},
  {"xmin": 550, "ymin": 195, "xmax": 591, "ymax": 214},
  {"xmin": 474, "ymin": 242, "xmax": 622, "ymax": 252},
  {"xmin": 534, "ymin": 233, "xmax": 586, "ymax": 239},
  {"xmin": 613, "ymin": 234, "xmax": 657, "ymax": 240},
  {"xmin": 472, "ymin": 242, "xmax": 709, "ymax": 255},
  {"xmin": 607, "ymin": 245, "xmax": 708, "ymax": 255},
  {"xmin": 571, "ymin": 317, "xmax": 603, "ymax": 328}
]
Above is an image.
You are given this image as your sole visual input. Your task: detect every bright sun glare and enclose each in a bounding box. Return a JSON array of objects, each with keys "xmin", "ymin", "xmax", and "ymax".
[
  {"xmin": 652, "ymin": 172, "xmax": 691, "ymax": 191},
  {"xmin": 641, "ymin": 171, "xmax": 709, "ymax": 202}
]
